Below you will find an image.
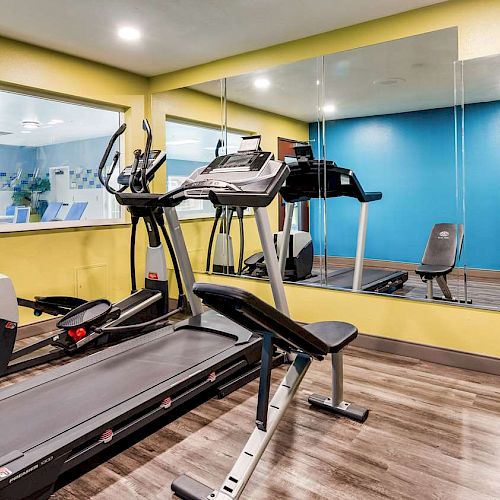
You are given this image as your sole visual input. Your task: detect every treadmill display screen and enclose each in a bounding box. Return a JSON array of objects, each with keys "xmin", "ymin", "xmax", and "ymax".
[
  {"xmin": 238, "ymin": 136, "xmax": 261, "ymax": 152},
  {"xmin": 202, "ymin": 152, "xmax": 271, "ymax": 174}
]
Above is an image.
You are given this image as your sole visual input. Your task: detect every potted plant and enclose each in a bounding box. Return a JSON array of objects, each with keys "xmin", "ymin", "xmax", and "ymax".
[{"xmin": 11, "ymin": 177, "xmax": 51, "ymax": 216}]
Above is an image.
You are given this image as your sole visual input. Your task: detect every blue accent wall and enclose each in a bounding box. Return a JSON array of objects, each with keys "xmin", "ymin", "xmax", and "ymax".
[
  {"xmin": 463, "ymin": 100, "xmax": 500, "ymax": 269},
  {"xmin": 36, "ymin": 136, "xmax": 111, "ymax": 190},
  {"xmin": 0, "ymin": 145, "xmax": 37, "ymax": 188},
  {"xmin": 309, "ymin": 102, "xmax": 500, "ymax": 270},
  {"xmin": 0, "ymin": 137, "xmax": 111, "ymax": 191},
  {"xmin": 309, "ymin": 107, "xmax": 457, "ymax": 265}
]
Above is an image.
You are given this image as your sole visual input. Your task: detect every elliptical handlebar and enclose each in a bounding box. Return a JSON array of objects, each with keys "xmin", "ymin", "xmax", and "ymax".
[
  {"xmin": 98, "ymin": 119, "xmax": 154, "ymax": 195},
  {"xmin": 140, "ymin": 119, "xmax": 153, "ymax": 193},
  {"xmin": 98, "ymin": 122, "xmax": 127, "ymax": 195}
]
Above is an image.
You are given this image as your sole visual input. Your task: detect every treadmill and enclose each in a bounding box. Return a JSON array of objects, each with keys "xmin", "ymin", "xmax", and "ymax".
[
  {"xmin": 0, "ymin": 134, "xmax": 290, "ymax": 500},
  {"xmin": 281, "ymin": 144, "xmax": 408, "ymax": 293}
]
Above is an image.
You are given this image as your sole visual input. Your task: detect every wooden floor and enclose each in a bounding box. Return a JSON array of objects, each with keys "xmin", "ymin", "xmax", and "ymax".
[
  {"xmin": 309, "ymin": 265, "xmax": 500, "ymax": 309},
  {"xmin": 4, "ymin": 343, "xmax": 496, "ymax": 499}
]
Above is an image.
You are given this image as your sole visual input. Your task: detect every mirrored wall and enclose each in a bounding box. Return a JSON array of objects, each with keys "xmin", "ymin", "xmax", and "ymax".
[
  {"xmin": 156, "ymin": 27, "xmax": 500, "ymax": 312},
  {"xmin": 454, "ymin": 53, "xmax": 500, "ymax": 309}
]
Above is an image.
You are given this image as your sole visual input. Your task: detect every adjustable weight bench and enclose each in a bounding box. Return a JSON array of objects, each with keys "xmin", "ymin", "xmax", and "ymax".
[
  {"xmin": 172, "ymin": 282, "xmax": 368, "ymax": 500},
  {"xmin": 416, "ymin": 223, "xmax": 464, "ymax": 302}
]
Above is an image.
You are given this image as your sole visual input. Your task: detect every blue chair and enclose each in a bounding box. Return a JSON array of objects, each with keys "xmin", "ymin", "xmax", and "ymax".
[
  {"xmin": 5, "ymin": 205, "xmax": 15, "ymax": 216},
  {"xmin": 65, "ymin": 202, "xmax": 88, "ymax": 221},
  {"xmin": 14, "ymin": 206, "xmax": 31, "ymax": 223},
  {"xmin": 41, "ymin": 202, "xmax": 63, "ymax": 222}
]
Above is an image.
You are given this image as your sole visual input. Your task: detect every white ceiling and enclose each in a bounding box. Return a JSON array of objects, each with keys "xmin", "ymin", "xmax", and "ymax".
[
  {"xmin": 0, "ymin": 91, "xmax": 120, "ymax": 147},
  {"xmin": 192, "ymin": 29, "xmax": 459, "ymax": 121},
  {"xmin": 0, "ymin": 0, "xmax": 447, "ymax": 76},
  {"xmin": 462, "ymin": 55, "xmax": 500, "ymax": 104}
]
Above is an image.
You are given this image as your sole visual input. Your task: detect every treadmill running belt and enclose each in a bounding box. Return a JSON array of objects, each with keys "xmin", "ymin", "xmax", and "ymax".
[
  {"xmin": 0, "ymin": 328, "xmax": 234, "ymax": 457},
  {"xmin": 328, "ymin": 268, "xmax": 400, "ymax": 288},
  {"xmin": 307, "ymin": 267, "xmax": 405, "ymax": 289}
]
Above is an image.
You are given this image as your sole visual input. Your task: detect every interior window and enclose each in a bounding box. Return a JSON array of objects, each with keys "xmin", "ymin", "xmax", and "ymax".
[
  {"xmin": 0, "ymin": 89, "xmax": 122, "ymax": 230},
  {"xmin": 166, "ymin": 119, "xmax": 245, "ymax": 219}
]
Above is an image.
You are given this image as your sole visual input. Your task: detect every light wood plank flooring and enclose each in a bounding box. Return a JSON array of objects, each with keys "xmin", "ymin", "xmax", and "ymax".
[
  {"xmin": 308, "ymin": 265, "xmax": 500, "ymax": 309},
  {"xmin": 7, "ymin": 345, "xmax": 492, "ymax": 500}
]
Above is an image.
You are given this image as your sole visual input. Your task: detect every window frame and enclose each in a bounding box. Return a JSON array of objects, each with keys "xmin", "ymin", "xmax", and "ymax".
[
  {"xmin": 0, "ymin": 86, "xmax": 126, "ymax": 234},
  {"xmin": 165, "ymin": 116, "xmax": 252, "ymax": 221}
]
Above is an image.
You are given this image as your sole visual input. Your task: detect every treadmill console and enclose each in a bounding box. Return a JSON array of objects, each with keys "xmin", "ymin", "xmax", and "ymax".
[
  {"xmin": 162, "ymin": 135, "xmax": 289, "ymax": 208},
  {"xmin": 201, "ymin": 151, "xmax": 272, "ymax": 175},
  {"xmin": 117, "ymin": 150, "xmax": 166, "ymax": 186}
]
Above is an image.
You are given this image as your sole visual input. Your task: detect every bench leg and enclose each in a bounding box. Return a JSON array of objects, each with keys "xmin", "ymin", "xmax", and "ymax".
[
  {"xmin": 426, "ymin": 279, "xmax": 434, "ymax": 299},
  {"xmin": 308, "ymin": 351, "xmax": 369, "ymax": 422},
  {"xmin": 436, "ymin": 275, "xmax": 453, "ymax": 301}
]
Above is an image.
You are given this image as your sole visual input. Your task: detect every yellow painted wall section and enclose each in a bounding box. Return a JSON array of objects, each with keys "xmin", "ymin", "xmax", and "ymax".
[
  {"xmin": 150, "ymin": 88, "xmax": 308, "ymax": 284},
  {"xmin": 195, "ymin": 272, "xmax": 500, "ymax": 358},
  {"xmin": 0, "ymin": 36, "xmax": 149, "ymax": 324},
  {"xmin": 148, "ymin": 0, "xmax": 500, "ymax": 359},
  {"xmin": 151, "ymin": 0, "xmax": 500, "ymax": 92}
]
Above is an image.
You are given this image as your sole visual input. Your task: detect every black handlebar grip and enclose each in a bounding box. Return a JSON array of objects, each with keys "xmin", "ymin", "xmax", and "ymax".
[{"xmin": 116, "ymin": 122, "xmax": 127, "ymax": 136}]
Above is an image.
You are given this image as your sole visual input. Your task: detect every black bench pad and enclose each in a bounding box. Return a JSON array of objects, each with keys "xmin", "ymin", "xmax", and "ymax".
[{"xmin": 303, "ymin": 321, "xmax": 357, "ymax": 353}]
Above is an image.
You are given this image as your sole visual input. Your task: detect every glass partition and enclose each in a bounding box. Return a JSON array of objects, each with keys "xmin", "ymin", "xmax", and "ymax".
[
  {"xmin": 165, "ymin": 117, "xmax": 243, "ymax": 219},
  {"xmin": 0, "ymin": 89, "xmax": 123, "ymax": 230},
  {"xmin": 318, "ymin": 28, "xmax": 460, "ymax": 298},
  {"xmin": 457, "ymin": 53, "xmax": 500, "ymax": 310},
  {"xmin": 191, "ymin": 58, "xmax": 326, "ymax": 278},
  {"xmin": 157, "ymin": 28, "xmax": 491, "ymax": 311}
]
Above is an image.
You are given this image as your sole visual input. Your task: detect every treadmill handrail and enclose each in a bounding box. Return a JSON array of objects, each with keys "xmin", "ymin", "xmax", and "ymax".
[
  {"xmin": 193, "ymin": 283, "xmax": 328, "ymax": 359},
  {"xmin": 282, "ymin": 159, "xmax": 382, "ymax": 203}
]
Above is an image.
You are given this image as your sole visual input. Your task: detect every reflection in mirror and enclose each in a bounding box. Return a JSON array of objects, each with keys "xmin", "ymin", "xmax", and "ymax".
[
  {"xmin": 191, "ymin": 58, "xmax": 322, "ymax": 279},
  {"xmin": 458, "ymin": 53, "xmax": 500, "ymax": 309},
  {"xmin": 165, "ymin": 116, "xmax": 243, "ymax": 220},
  {"xmin": 0, "ymin": 90, "xmax": 122, "ymax": 229},
  {"xmin": 310, "ymin": 28, "xmax": 463, "ymax": 301},
  {"xmin": 187, "ymin": 29, "xmax": 465, "ymax": 307}
]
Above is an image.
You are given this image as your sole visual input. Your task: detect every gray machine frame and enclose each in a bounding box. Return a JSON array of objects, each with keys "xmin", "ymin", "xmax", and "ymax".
[
  {"xmin": 0, "ymin": 136, "xmax": 291, "ymax": 500},
  {"xmin": 280, "ymin": 183, "xmax": 371, "ymax": 292},
  {"xmin": 172, "ymin": 283, "xmax": 367, "ymax": 500}
]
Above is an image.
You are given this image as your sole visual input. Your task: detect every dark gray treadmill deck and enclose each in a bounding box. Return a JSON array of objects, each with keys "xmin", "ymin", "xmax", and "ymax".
[
  {"xmin": 0, "ymin": 327, "xmax": 235, "ymax": 457},
  {"xmin": 306, "ymin": 267, "xmax": 406, "ymax": 289}
]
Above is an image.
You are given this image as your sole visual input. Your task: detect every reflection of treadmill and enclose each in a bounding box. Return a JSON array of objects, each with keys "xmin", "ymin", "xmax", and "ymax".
[
  {"xmin": 0, "ymin": 135, "xmax": 290, "ymax": 500},
  {"xmin": 281, "ymin": 144, "xmax": 408, "ymax": 293}
]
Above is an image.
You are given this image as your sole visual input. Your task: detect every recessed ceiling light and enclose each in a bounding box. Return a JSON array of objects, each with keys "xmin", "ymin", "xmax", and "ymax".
[
  {"xmin": 323, "ymin": 104, "xmax": 336, "ymax": 114},
  {"xmin": 372, "ymin": 77, "xmax": 406, "ymax": 86},
  {"xmin": 118, "ymin": 26, "xmax": 141, "ymax": 42},
  {"xmin": 21, "ymin": 130, "xmax": 31, "ymax": 134},
  {"xmin": 21, "ymin": 120, "xmax": 40, "ymax": 129},
  {"xmin": 254, "ymin": 78, "xmax": 271, "ymax": 90},
  {"xmin": 47, "ymin": 119, "xmax": 64, "ymax": 125}
]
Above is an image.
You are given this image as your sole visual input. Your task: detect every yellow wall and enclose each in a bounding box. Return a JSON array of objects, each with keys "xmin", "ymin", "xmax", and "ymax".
[
  {"xmin": 195, "ymin": 273, "xmax": 500, "ymax": 358},
  {"xmin": 148, "ymin": 0, "xmax": 500, "ymax": 359},
  {"xmin": 2, "ymin": 0, "xmax": 500, "ymax": 359},
  {"xmin": 0, "ymin": 36, "xmax": 149, "ymax": 324},
  {"xmin": 151, "ymin": 0, "xmax": 500, "ymax": 92}
]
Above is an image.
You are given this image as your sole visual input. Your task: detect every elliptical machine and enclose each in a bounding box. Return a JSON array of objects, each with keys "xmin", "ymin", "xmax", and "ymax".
[
  {"xmin": 206, "ymin": 205, "xmax": 245, "ymax": 275},
  {"xmin": 0, "ymin": 120, "xmax": 185, "ymax": 377}
]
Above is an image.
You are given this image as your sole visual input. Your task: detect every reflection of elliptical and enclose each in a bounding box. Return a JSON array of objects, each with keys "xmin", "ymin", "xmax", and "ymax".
[
  {"xmin": 0, "ymin": 119, "xmax": 185, "ymax": 377},
  {"xmin": 206, "ymin": 205, "xmax": 245, "ymax": 275},
  {"xmin": 242, "ymin": 229, "xmax": 313, "ymax": 281}
]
